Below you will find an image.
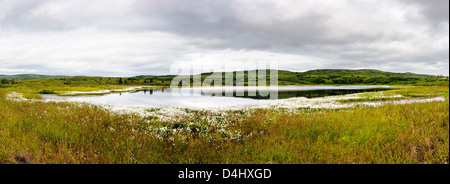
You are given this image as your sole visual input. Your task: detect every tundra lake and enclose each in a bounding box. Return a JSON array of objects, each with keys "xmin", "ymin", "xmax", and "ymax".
[{"xmin": 46, "ymin": 86, "xmax": 391, "ymax": 108}]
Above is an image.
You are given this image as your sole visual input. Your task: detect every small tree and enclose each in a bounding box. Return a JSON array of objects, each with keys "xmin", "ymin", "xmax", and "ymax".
[
  {"xmin": 1, "ymin": 78, "xmax": 7, "ymax": 84},
  {"xmin": 118, "ymin": 78, "xmax": 123, "ymax": 84}
]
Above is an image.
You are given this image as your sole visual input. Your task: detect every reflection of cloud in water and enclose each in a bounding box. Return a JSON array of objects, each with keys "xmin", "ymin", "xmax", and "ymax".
[{"xmin": 48, "ymin": 86, "xmax": 392, "ymax": 108}]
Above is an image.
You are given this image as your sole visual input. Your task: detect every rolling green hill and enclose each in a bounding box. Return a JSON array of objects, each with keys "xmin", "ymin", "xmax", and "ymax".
[
  {"xmin": 0, "ymin": 74, "xmax": 69, "ymax": 80},
  {"xmin": 290, "ymin": 69, "xmax": 434, "ymax": 77},
  {"xmin": 1, "ymin": 69, "xmax": 448, "ymax": 86},
  {"xmin": 274, "ymin": 69, "xmax": 443, "ymax": 85}
]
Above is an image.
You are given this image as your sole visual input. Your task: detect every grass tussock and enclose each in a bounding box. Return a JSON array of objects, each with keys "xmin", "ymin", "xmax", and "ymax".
[
  {"xmin": 337, "ymin": 86, "xmax": 449, "ymax": 103},
  {"xmin": 337, "ymin": 97, "xmax": 406, "ymax": 103},
  {"xmin": 383, "ymin": 86, "xmax": 449, "ymax": 97},
  {"xmin": 21, "ymin": 93, "xmax": 43, "ymax": 100},
  {"xmin": 1, "ymin": 86, "xmax": 448, "ymax": 164}
]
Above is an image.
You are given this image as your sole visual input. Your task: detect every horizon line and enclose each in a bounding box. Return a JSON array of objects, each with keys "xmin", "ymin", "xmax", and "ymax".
[{"xmin": 0, "ymin": 68, "xmax": 447, "ymax": 78}]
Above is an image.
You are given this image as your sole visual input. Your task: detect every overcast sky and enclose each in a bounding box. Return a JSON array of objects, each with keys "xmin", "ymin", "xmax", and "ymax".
[{"xmin": 0, "ymin": 0, "xmax": 448, "ymax": 76}]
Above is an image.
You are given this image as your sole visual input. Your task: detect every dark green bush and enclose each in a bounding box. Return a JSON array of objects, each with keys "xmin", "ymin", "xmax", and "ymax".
[{"xmin": 40, "ymin": 90, "xmax": 55, "ymax": 94}]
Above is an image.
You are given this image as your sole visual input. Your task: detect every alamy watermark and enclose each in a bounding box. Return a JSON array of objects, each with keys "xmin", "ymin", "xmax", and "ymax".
[{"xmin": 169, "ymin": 60, "xmax": 279, "ymax": 99}]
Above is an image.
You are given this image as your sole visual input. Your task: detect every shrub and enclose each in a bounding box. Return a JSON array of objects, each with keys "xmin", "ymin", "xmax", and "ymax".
[{"xmin": 39, "ymin": 90, "xmax": 55, "ymax": 94}]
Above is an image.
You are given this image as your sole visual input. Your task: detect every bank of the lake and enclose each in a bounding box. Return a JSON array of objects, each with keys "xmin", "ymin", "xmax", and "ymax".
[{"xmin": 0, "ymin": 86, "xmax": 448, "ymax": 164}]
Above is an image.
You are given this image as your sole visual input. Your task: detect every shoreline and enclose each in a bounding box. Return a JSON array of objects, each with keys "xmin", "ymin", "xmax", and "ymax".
[{"xmin": 6, "ymin": 85, "xmax": 447, "ymax": 121}]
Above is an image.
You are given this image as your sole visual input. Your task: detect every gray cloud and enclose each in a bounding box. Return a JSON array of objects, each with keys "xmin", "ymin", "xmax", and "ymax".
[
  {"xmin": 403, "ymin": 0, "xmax": 449, "ymax": 24},
  {"xmin": 0, "ymin": 0, "xmax": 448, "ymax": 76}
]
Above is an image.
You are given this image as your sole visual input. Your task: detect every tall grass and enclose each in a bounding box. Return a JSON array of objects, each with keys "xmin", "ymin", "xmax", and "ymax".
[
  {"xmin": 21, "ymin": 93, "xmax": 43, "ymax": 100},
  {"xmin": 337, "ymin": 86, "xmax": 449, "ymax": 103},
  {"xmin": 0, "ymin": 88, "xmax": 448, "ymax": 164}
]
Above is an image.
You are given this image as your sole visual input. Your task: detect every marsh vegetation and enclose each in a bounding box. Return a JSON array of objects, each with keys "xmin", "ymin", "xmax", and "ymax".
[
  {"xmin": 0, "ymin": 85, "xmax": 448, "ymax": 164},
  {"xmin": 0, "ymin": 70, "xmax": 448, "ymax": 164}
]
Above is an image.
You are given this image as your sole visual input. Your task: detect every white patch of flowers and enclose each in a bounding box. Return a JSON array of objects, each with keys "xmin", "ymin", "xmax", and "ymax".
[
  {"xmin": 58, "ymin": 86, "xmax": 146, "ymax": 95},
  {"xmin": 6, "ymin": 92, "xmax": 26, "ymax": 101}
]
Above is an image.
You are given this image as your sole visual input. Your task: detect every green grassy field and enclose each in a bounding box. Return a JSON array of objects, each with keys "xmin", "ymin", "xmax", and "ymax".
[
  {"xmin": 2, "ymin": 69, "xmax": 448, "ymax": 93},
  {"xmin": 0, "ymin": 86, "xmax": 448, "ymax": 164}
]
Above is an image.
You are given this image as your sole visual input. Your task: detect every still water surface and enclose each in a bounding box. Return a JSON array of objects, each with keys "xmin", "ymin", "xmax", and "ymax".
[{"xmin": 54, "ymin": 86, "xmax": 391, "ymax": 108}]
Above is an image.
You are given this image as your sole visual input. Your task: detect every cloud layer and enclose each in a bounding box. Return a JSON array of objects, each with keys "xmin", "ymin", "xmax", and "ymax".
[{"xmin": 0, "ymin": 0, "xmax": 448, "ymax": 76}]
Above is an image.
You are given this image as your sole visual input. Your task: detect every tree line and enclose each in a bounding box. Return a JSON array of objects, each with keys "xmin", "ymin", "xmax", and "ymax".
[{"xmin": 0, "ymin": 78, "xmax": 16, "ymax": 84}]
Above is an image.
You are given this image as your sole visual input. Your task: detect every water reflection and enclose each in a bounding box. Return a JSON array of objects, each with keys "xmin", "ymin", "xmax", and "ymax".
[
  {"xmin": 61, "ymin": 86, "xmax": 392, "ymax": 108},
  {"xmin": 135, "ymin": 86, "xmax": 391, "ymax": 100}
]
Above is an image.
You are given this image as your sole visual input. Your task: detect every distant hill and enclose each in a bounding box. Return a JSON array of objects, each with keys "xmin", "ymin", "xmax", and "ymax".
[
  {"xmin": 0, "ymin": 69, "xmax": 437, "ymax": 80},
  {"xmin": 274, "ymin": 69, "xmax": 440, "ymax": 85},
  {"xmin": 128, "ymin": 69, "xmax": 446, "ymax": 86},
  {"xmin": 0, "ymin": 74, "xmax": 69, "ymax": 80},
  {"xmin": 1, "ymin": 69, "xmax": 447, "ymax": 86},
  {"xmin": 295, "ymin": 69, "xmax": 434, "ymax": 78}
]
